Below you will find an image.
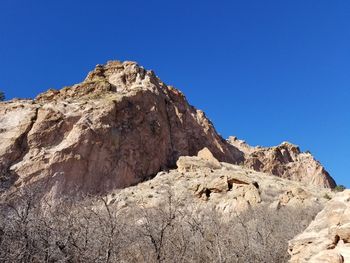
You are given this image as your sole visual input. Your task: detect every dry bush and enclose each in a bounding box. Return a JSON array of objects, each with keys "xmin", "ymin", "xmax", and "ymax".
[{"xmin": 0, "ymin": 190, "xmax": 321, "ymax": 263}]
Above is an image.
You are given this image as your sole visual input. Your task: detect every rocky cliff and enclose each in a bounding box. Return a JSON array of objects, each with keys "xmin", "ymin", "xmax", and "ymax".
[
  {"xmin": 0, "ymin": 61, "xmax": 242, "ymax": 198},
  {"xmin": 0, "ymin": 60, "xmax": 335, "ymax": 200},
  {"xmin": 228, "ymin": 136, "xmax": 336, "ymax": 188}
]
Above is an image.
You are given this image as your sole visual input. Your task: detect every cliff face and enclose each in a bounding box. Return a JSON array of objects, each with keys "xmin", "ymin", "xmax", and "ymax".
[
  {"xmin": 228, "ymin": 137, "xmax": 336, "ymax": 188},
  {"xmin": 0, "ymin": 61, "xmax": 242, "ymax": 197},
  {"xmin": 0, "ymin": 60, "xmax": 336, "ymax": 199}
]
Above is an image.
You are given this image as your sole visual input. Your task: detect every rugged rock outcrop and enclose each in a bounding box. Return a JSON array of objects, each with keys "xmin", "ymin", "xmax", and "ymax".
[
  {"xmin": 228, "ymin": 136, "xmax": 336, "ymax": 188},
  {"xmin": 105, "ymin": 148, "xmax": 333, "ymax": 216},
  {"xmin": 0, "ymin": 60, "xmax": 336, "ymax": 200},
  {"xmin": 0, "ymin": 61, "xmax": 242, "ymax": 198},
  {"xmin": 289, "ymin": 190, "xmax": 350, "ymax": 263}
]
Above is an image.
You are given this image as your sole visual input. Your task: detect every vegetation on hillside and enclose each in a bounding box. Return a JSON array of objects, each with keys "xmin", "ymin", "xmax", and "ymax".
[{"xmin": 0, "ymin": 189, "xmax": 321, "ymax": 263}]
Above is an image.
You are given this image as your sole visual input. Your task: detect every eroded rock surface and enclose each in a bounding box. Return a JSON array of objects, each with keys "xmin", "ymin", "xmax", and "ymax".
[
  {"xmin": 105, "ymin": 148, "xmax": 333, "ymax": 216},
  {"xmin": 0, "ymin": 60, "xmax": 336, "ymax": 200},
  {"xmin": 228, "ymin": 136, "xmax": 336, "ymax": 188},
  {"xmin": 0, "ymin": 61, "xmax": 242, "ymax": 198},
  {"xmin": 289, "ymin": 190, "xmax": 350, "ymax": 263}
]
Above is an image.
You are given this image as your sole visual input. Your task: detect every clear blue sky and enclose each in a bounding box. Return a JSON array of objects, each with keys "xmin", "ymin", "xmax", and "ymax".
[{"xmin": 1, "ymin": 0, "xmax": 349, "ymax": 187}]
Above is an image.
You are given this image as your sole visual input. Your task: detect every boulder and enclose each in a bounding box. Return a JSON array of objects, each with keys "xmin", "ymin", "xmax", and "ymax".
[{"xmin": 177, "ymin": 147, "xmax": 222, "ymax": 173}]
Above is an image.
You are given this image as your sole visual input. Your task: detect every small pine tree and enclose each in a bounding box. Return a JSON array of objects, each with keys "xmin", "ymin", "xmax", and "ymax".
[{"xmin": 0, "ymin": 91, "xmax": 4, "ymax": 101}]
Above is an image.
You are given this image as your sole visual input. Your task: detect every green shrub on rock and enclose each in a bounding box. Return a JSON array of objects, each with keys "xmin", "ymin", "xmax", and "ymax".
[{"xmin": 333, "ymin": 185, "xmax": 346, "ymax": 192}]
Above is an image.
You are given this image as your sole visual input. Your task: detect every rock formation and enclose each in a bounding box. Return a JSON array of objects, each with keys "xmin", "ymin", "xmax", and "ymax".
[
  {"xmin": 0, "ymin": 60, "xmax": 336, "ymax": 200},
  {"xmin": 228, "ymin": 136, "xmax": 336, "ymax": 188},
  {"xmin": 0, "ymin": 58, "xmax": 344, "ymax": 261},
  {"xmin": 0, "ymin": 61, "xmax": 242, "ymax": 198},
  {"xmin": 289, "ymin": 190, "xmax": 350, "ymax": 263},
  {"xmin": 105, "ymin": 148, "xmax": 333, "ymax": 216},
  {"xmin": 0, "ymin": 147, "xmax": 338, "ymax": 263}
]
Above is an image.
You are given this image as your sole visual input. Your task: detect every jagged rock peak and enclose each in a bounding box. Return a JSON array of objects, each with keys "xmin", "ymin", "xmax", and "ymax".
[
  {"xmin": 228, "ymin": 136, "xmax": 336, "ymax": 188},
  {"xmin": 35, "ymin": 60, "xmax": 183, "ymax": 102},
  {"xmin": 85, "ymin": 60, "xmax": 147, "ymax": 82},
  {"xmin": 228, "ymin": 136, "xmax": 300, "ymax": 154}
]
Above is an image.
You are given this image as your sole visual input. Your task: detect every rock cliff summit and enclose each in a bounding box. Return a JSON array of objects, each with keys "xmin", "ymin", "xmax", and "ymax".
[
  {"xmin": 0, "ymin": 61, "xmax": 242, "ymax": 198},
  {"xmin": 0, "ymin": 60, "xmax": 336, "ymax": 199}
]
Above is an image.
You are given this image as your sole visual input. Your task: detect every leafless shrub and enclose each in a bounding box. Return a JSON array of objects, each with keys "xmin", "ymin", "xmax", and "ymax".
[{"xmin": 0, "ymin": 190, "xmax": 321, "ymax": 263}]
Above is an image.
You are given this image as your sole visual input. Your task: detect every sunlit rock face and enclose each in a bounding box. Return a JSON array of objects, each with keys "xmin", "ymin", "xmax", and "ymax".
[
  {"xmin": 289, "ymin": 190, "xmax": 350, "ymax": 263},
  {"xmin": 0, "ymin": 60, "xmax": 336, "ymax": 200},
  {"xmin": 228, "ymin": 136, "xmax": 336, "ymax": 188},
  {"xmin": 102, "ymin": 148, "xmax": 333, "ymax": 222},
  {"xmin": 0, "ymin": 61, "xmax": 243, "ymax": 198}
]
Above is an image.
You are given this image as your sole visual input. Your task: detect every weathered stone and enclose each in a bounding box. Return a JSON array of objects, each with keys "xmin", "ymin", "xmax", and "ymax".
[
  {"xmin": 289, "ymin": 190, "xmax": 350, "ymax": 262},
  {"xmin": 309, "ymin": 251, "xmax": 344, "ymax": 263},
  {"xmin": 197, "ymin": 147, "xmax": 221, "ymax": 168},
  {"xmin": 228, "ymin": 136, "xmax": 336, "ymax": 188},
  {"xmin": 177, "ymin": 148, "xmax": 222, "ymax": 173},
  {"xmin": 0, "ymin": 61, "xmax": 243, "ymax": 198}
]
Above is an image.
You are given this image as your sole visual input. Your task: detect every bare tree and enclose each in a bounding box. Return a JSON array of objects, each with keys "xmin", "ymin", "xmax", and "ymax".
[{"xmin": 0, "ymin": 188, "xmax": 321, "ymax": 263}]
